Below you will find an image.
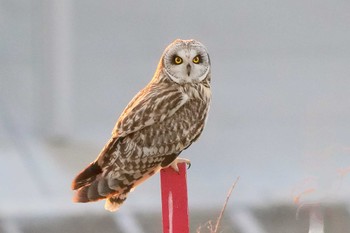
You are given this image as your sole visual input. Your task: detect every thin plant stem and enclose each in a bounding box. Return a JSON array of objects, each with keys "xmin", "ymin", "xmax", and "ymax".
[{"xmin": 213, "ymin": 176, "xmax": 240, "ymax": 233}]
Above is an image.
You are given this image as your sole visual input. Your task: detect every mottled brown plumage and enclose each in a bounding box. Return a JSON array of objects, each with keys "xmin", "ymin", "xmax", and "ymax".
[{"xmin": 71, "ymin": 39, "xmax": 211, "ymax": 211}]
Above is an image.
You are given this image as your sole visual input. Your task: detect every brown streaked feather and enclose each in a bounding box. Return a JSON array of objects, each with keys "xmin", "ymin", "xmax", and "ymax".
[
  {"xmin": 71, "ymin": 161, "xmax": 102, "ymax": 190},
  {"xmin": 160, "ymin": 153, "xmax": 179, "ymax": 167},
  {"xmin": 112, "ymin": 82, "xmax": 189, "ymax": 138},
  {"xmin": 71, "ymin": 137, "xmax": 120, "ymax": 190}
]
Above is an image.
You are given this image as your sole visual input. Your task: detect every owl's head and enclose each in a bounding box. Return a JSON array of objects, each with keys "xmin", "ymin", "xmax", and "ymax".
[{"xmin": 161, "ymin": 39, "xmax": 211, "ymax": 84}]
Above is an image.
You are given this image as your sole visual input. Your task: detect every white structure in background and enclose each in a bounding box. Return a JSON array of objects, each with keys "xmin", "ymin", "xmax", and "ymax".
[{"xmin": 308, "ymin": 206, "xmax": 324, "ymax": 233}]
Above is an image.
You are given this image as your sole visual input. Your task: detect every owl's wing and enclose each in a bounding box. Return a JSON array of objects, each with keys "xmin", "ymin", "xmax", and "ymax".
[
  {"xmin": 112, "ymin": 84, "xmax": 188, "ymax": 138},
  {"xmin": 71, "ymin": 83, "xmax": 188, "ymax": 191}
]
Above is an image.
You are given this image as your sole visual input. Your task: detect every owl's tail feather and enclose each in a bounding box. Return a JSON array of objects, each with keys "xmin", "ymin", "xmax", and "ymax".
[
  {"xmin": 71, "ymin": 138, "xmax": 119, "ymax": 190},
  {"xmin": 71, "ymin": 160, "xmax": 115, "ymax": 203},
  {"xmin": 73, "ymin": 179, "xmax": 130, "ymax": 211},
  {"xmin": 71, "ymin": 161, "xmax": 102, "ymax": 190},
  {"xmin": 72, "ymin": 177, "xmax": 114, "ymax": 203},
  {"xmin": 72, "ymin": 169, "xmax": 132, "ymax": 211},
  {"xmin": 105, "ymin": 195, "xmax": 128, "ymax": 212}
]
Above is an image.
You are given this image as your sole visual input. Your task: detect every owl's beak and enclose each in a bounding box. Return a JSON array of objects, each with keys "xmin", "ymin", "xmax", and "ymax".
[{"xmin": 186, "ymin": 64, "xmax": 191, "ymax": 76}]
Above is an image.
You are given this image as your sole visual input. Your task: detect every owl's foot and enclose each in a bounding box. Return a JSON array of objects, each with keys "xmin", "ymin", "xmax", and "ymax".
[{"xmin": 169, "ymin": 157, "xmax": 191, "ymax": 173}]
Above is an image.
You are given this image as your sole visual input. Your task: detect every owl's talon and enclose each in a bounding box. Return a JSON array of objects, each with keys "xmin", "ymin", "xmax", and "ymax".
[
  {"xmin": 169, "ymin": 158, "xmax": 191, "ymax": 173},
  {"xmin": 170, "ymin": 163, "xmax": 180, "ymax": 173}
]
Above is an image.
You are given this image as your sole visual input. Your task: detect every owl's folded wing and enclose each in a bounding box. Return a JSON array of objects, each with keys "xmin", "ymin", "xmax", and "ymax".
[
  {"xmin": 112, "ymin": 84, "xmax": 189, "ymax": 138},
  {"xmin": 72, "ymin": 86, "xmax": 187, "ymax": 190}
]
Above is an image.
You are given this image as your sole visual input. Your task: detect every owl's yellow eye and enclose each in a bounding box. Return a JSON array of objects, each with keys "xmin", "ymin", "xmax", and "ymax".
[
  {"xmin": 192, "ymin": 55, "xmax": 200, "ymax": 64},
  {"xmin": 174, "ymin": 56, "xmax": 183, "ymax": 65}
]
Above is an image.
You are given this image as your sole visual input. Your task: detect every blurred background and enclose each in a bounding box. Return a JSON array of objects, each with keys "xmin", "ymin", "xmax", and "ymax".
[{"xmin": 1, "ymin": 0, "xmax": 350, "ymax": 232}]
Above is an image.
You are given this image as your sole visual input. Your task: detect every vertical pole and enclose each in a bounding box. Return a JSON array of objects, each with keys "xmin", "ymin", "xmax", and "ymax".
[{"xmin": 160, "ymin": 163, "xmax": 189, "ymax": 233}]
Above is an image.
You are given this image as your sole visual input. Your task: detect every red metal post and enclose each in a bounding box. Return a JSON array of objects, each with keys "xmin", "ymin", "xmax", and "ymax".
[{"xmin": 160, "ymin": 163, "xmax": 189, "ymax": 233}]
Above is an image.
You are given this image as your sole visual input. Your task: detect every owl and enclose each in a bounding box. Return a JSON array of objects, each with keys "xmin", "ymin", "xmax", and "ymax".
[{"xmin": 71, "ymin": 39, "xmax": 211, "ymax": 211}]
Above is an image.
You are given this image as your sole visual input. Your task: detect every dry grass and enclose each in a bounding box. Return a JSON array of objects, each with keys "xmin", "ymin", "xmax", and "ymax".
[{"xmin": 196, "ymin": 177, "xmax": 240, "ymax": 233}]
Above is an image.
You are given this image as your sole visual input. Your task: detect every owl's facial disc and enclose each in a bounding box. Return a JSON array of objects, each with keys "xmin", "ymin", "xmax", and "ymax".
[{"xmin": 163, "ymin": 40, "xmax": 210, "ymax": 84}]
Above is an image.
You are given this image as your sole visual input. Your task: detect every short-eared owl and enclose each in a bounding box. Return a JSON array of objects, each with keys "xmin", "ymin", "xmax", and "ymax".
[{"xmin": 71, "ymin": 39, "xmax": 211, "ymax": 211}]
